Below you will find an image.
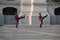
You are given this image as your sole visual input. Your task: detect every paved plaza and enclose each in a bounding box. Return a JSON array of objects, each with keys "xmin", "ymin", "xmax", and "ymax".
[{"xmin": 0, "ymin": 25, "xmax": 60, "ymax": 40}]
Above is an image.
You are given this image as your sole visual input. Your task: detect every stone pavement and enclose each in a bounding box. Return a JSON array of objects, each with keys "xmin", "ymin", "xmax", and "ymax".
[{"xmin": 0, "ymin": 25, "xmax": 60, "ymax": 40}]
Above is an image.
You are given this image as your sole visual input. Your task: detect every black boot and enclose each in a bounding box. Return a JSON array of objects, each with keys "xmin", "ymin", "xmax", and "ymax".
[
  {"xmin": 40, "ymin": 24, "xmax": 42, "ymax": 28},
  {"xmin": 16, "ymin": 25, "xmax": 18, "ymax": 28}
]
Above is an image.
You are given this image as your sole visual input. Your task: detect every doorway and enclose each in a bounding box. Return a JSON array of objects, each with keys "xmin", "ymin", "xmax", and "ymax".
[{"xmin": 3, "ymin": 7, "xmax": 17, "ymax": 24}]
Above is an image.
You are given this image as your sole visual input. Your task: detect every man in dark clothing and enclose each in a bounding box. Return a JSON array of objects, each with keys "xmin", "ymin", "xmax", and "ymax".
[
  {"xmin": 38, "ymin": 12, "xmax": 48, "ymax": 28},
  {"xmin": 14, "ymin": 13, "xmax": 28, "ymax": 28}
]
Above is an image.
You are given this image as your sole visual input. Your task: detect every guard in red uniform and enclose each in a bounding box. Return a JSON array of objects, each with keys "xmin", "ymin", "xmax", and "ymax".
[
  {"xmin": 38, "ymin": 12, "xmax": 48, "ymax": 28},
  {"xmin": 14, "ymin": 13, "xmax": 28, "ymax": 28}
]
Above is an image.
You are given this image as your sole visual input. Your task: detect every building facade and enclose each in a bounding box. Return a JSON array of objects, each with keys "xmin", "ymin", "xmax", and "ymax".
[
  {"xmin": 47, "ymin": 0, "xmax": 60, "ymax": 25},
  {"xmin": 1, "ymin": 0, "xmax": 60, "ymax": 26},
  {"xmin": 0, "ymin": 0, "xmax": 20, "ymax": 25}
]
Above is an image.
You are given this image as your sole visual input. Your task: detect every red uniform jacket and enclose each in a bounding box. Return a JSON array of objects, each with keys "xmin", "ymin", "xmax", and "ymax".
[
  {"xmin": 38, "ymin": 15, "xmax": 42, "ymax": 21},
  {"xmin": 14, "ymin": 14, "xmax": 18, "ymax": 21}
]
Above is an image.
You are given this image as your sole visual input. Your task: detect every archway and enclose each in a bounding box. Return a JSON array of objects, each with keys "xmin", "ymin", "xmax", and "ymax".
[
  {"xmin": 54, "ymin": 7, "xmax": 60, "ymax": 15},
  {"xmin": 3, "ymin": 7, "xmax": 17, "ymax": 24},
  {"xmin": 3, "ymin": 7, "xmax": 17, "ymax": 15},
  {"xmin": 54, "ymin": 7, "xmax": 60, "ymax": 24}
]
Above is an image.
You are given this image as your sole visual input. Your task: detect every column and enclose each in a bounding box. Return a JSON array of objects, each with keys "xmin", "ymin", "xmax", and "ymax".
[
  {"xmin": 29, "ymin": 0, "xmax": 33, "ymax": 25},
  {"xmin": 19, "ymin": 0, "xmax": 23, "ymax": 25}
]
